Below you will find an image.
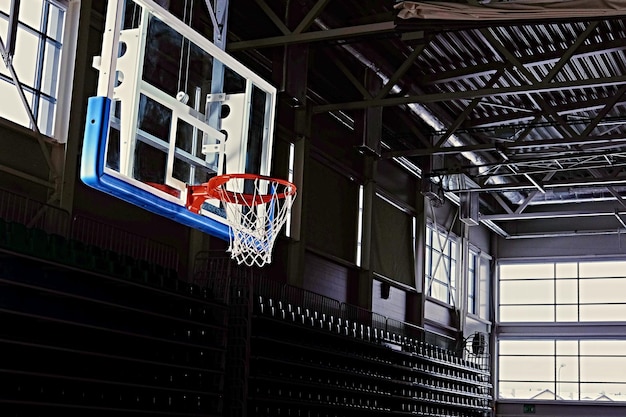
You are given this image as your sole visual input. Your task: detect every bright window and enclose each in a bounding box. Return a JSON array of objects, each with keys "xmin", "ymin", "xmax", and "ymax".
[
  {"xmin": 467, "ymin": 249, "xmax": 478, "ymax": 315},
  {"xmin": 0, "ymin": 0, "xmax": 76, "ymax": 139},
  {"xmin": 499, "ymin": 260, "xmax": 626, "ymax": 322},
  {"xmin": 425, "ymin": 223, "xmax": 457, "ymax": 305},
  {"xmin": 499, "ymin": 339, "xmax": 626, "ymax": 401},
  {"xmin": 498, "ymin": 259, "xmax": 626, "ymax": 403}
]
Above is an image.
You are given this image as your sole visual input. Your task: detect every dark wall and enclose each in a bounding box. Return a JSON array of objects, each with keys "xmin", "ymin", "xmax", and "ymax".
[{"xmin": 303, "ymin": 251, "xmax": 352, "ymax": 303}]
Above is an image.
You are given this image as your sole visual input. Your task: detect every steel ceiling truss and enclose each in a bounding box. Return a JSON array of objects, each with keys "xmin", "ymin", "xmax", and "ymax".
[{"xmin": 232, "ymin": 2, "xmax": 626, "ymax": 234}]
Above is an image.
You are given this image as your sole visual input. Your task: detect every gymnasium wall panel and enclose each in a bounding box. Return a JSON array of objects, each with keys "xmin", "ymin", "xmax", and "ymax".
[
  {"xmin": 371, "ymin": 278, "xmax": 407, "ymax": 322},
  {"xmin": 372, "ymin": 196, "xmax": 415, "ymax": 288},
  {"xmin": 305, "ymin": 158, "xmax": 358, "ymax": 262},
  {"xmin": 303, "ymin": 251, "xmax": 350, "ymax": 304}
]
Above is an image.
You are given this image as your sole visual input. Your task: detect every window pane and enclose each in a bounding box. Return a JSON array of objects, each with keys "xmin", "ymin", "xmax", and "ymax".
[
  {"xmin": 430, "ymin": 281, "xmax": 447, "ymax": 303},
  {"xmin": 18, "ymin": 0, "xmax": 43, "ymax": 29},
  {"xmin": 556, "ymin": 262, "xmax": 577, "ymax": 278},
  {"xmin": 556, "ymin": 357, "xmax": 578, "ymax": 382},
  {"xmin": 499, "ymin": 305, "xmax": 553, "ymax": 322},
  {"xmin": 37, "ymin": 97, "xmax": 55, "ymax": 136},
  {"xmin": 580, "ymin": 383, "xmax": 626, "ymax": 401},
  {"xmin": 579, "ymin": 261, "xmax": 626, "ymax": 278},
  {"xmin": 580, "ymin": 304, "xmax": 626, "ymax": 322},
  {"xmin": 499, "ymin": 381, "xmax": 555, "ymax": 400},
  {"xmin": 500, "ymin": 280, "xmax": 554, "ymax": 304},
  {"xmin": 555, "ymin": 305, "xmax": 577, "ymax": 322},
  {"xmin": 555, "ymin": 279, "xmax": 577, "ymax": 303},
  {"xmin": 0, "ymin": 0, "xmax": 69, "ymax": 139},
  {"xmin": 580, "ymin": 357, "xmax": 626, "ymax": 383},
  {"xmin": 47, "ymin": 4, "xmax": 65, "ymax": 41},
  {"xmin": 556, "ymin": 340, "xmax": 578, "ymax": 355},
  {"xmin": 12, "ymin": 28, "xmax": 40, "ymax": 87},
  {"xmin": 434, "ymin": 262, "xmax": 448, "ymax": 281},
  {"xmin": 499, "ymin": 356, "xmax": 555, "ymax": 381},
  {"xmin": 580, "ymin": 340, "xmax": 626, "ymax": 355},
  {"xmin": 42, "ymin": 39, "xmax": 62, "ymax": 96},
  {"xmin": 558, "ymin": 383, "xmax": 579, "ymax": 400},
  {"xmin": 500, "ymin": 263, "xmax": 554, "ymax": 280},
  {"xmin": 579, "ymin": 278, "xmax": 626, "ymax": 303},
  {"xmin": 499, "ymin": 340, "xmax": 554, "ymax": 355},
  {"xmin": 0, "ymin": 79, "xmax": 31, "ymax": 126}
]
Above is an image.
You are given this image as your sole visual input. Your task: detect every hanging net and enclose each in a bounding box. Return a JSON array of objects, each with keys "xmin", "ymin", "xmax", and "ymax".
[{"xmin": 206, "ymin": 174, "xmax": 297, "ymax": 267}]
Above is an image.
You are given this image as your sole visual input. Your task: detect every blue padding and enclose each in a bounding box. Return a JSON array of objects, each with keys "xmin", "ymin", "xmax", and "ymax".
[{"xmin": 80, "ymin": 96, "xmax": 231, "ymax": 241}]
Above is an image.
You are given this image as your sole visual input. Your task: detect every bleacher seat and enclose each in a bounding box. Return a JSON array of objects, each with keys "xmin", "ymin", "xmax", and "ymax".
[{"xmin": 6, "ymin": 221, "xmax": 30, "ymax": 253}]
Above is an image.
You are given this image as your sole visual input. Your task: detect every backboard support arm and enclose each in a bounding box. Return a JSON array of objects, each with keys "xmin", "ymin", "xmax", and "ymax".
[{"xmin": 206, "ymin": 0, "xmax": 229, "ymax": 129}]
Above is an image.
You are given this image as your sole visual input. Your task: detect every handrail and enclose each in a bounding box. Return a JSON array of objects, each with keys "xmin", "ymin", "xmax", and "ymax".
[
  {"xmin": 0, "ymin": 187, "xmax": 70, "ymax": 236},
  {"xmin": 71, "ymin": 214, "xmax": 179, "ymax": 270}
]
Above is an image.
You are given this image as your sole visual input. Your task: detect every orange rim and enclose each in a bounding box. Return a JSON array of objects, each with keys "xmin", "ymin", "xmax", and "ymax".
[{"xmin": 207, "ymin": 173, "xmax": 297, "ymax": 206}]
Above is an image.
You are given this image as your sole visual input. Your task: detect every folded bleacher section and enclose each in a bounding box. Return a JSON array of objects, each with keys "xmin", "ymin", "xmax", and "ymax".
[
  {"xmin": 0, "ymin": 188, "xmax": 227, "ymax": 416},
  {"xmin": 194, "ymin": 253, "xmax": 494, "ymax": 417},
  {"xmin": 1, "ymin": 187, "xmax": 493, "ymax": 417}
]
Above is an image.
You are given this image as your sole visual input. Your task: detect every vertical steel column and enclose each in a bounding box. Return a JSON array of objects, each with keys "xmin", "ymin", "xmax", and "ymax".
[
  {"xmin": 356, "ymin": 69, "xmax": 381, "ymax": 311},
  {"xmin": 278, "ymin": 1, "xmax": 311, "ymax": 289},
  {"xmin": 205, "ymin": 0, "xmax": 229, "ymax": 129}
]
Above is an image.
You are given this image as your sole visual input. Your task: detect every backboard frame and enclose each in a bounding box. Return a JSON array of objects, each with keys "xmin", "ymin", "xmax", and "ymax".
[{"xmin": 81, "ymin": 0, "xmax": 278, "ymax": 242}]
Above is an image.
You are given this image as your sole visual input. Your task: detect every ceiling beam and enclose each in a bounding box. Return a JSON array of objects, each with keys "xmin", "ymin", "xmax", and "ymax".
[
  {"xmin": 435, "ymin": 69, "xmax": 505, "ymax": 148},
  {"xmin": 450, "ymin": 175, "xmax": 626, "ymax": 193},
  {"xmin": 465, "ymin": 98, "xmax": 626, "ymax": 128},
  {"xmin": 383, "ymin": 133, "xmax": 626, "ymax": 158},
  {"xmin": 421, "ymin": 39, "xmax": 626, "ymax": 85},
  {"xmin": 480, "ymin": 194, "xmax": 626, "ymax": 222},
  {"xmin": 254, "ymin": 0, "xmax": 290, "ymax": 35},
  {"xmin": 581, "ymin": 85, "xmax": 626, "ymax": 136},
  {"xmin": 228, "ymin": 21, "xmax": 396, "ymax": 50},
  {"xmin": 312, "ymin": 74, "xmax": 626, "ymax": 112},
  {"xmin": 481, "ymin": 209, "xmax": 618, "ymax": 221},
  {"xmin": 293, "ymin": 0, "xmax": 331, "ymax": 34},
  {"xmin": 376, "ymin": 43, "xmax": 427, "ymax": 99}
]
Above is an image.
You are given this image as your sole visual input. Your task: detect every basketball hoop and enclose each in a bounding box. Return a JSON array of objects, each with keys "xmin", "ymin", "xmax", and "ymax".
[{"xmin": 205, "ymin": 173, "xmax": 297, "ymax": 267}]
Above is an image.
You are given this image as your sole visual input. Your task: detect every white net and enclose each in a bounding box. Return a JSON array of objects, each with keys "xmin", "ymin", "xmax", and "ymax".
[{"xmin": 209, "ymin": 175, "xmax": 296, "ymax": 267}]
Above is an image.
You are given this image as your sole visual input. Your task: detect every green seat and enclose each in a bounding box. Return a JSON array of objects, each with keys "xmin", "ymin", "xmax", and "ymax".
[
  {"xmin": 29, "ymin": 227, "xmax": 50, "ymax": 258},
  {"xmin": 68, "ymin": 239, "xmax": 94, "ymax": 268},
  {"xmin": 0, "ymin": 218, "xmax": 8, "ymax": 247},
  {"xmin": 48, "ymin": 233, "xmax": 71, "ymax": 263},
  {"xmin": 107, "ymin": 251, "xmax": 135, "ymax": 280},
  {"xmin": 86, "ymin": 244, "xmax": 112, "ymax": 274},
  {"xmin": 6, "ymin": 222, "xmax": 30, "ymax": 253}
]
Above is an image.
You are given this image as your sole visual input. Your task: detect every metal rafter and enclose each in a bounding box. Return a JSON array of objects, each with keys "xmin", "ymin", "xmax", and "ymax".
[
  {"xmin": 466, "ymin": 23, "xmax": 599, "ymax": 206},
  {"xmin": 254, "ymin": 0, "xmax": 290, "ymax": 35},
  {"xmin": 228, "ymin": 21, "xmax": 396, "ymax": 50},
  {"xmin": 479, "ymin": 28, "xmax": 580, "ymax": 140},
  {"xmin": 448, "ymin": 175, "xmax": 626, "ymax": 193},
  {"xmin": 420, "ymin": 38, "xmax": 626, "ymax": 86},
  {"xmin": 293, "ymin": 0, "xmax": 331, "ymax": 34},
  {"xmin": 312, "ymin": 74, "xmax": 626, "ymax": 113},
  {"xmin": 581, "ymin": 85, "xmax": 626, "ymax": 136},
  {"xmin": 375, "ymin": 43, "xmax": 427, "ymax": 99},
  {"xmin": 434, "ymin": 68, "xmax": 505, "ymax": 148},
  {"xmin": 384, "ymin": 133, "xmax": 626, "ymax": 158}
]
